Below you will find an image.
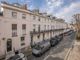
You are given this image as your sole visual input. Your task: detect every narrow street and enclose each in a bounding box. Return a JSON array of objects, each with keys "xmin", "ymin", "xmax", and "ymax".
[
  {"xmin": 0, "ymin": 1, "xmax": 80, "ymax": 60},
  {"xmin": 27, "ymin": 32, "xmax": 76, "ymax": 60}
]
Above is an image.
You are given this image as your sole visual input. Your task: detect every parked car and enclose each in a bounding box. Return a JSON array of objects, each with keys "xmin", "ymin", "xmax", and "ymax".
[
  {"xmin": 67, "ymin": 30, "xmax": 72, "ymax": 35},
  {"xmin": 64, "ymin": 31, "xmax": 68, "ymax": 36},
  {"xmin": 55, "ymin": 36, "xmax": 61, "ymax": 42},
  {"xmin": 50, "ymin": 37, "xmax": 58, "ymax": 46},
  {"xmin": 68, "ymin": 30, "xmax": 74, "ymax": 35},
  {"xmin": 7, "ymin": 53, "xmax": 27, "ymax": 60},
  {"xmin": 32, "ymin": 40, "xmax": 51, "ymax": 56},
  {"xmin": 58, "ymin": 34, "xmax": 63, "ymax": 41},
  {"xmin": 50, "ymin": 34, "xmax": 63, "ymax": 47},
  {"xmin": 65, "ymin": 30, "xmax": 74, "ymax": 36}
]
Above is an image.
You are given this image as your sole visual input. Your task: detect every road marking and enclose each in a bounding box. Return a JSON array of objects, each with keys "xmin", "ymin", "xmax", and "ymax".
[
  {"xmin": 64, "ymin": 40, "xmax": 75, "ymax": 60},
  {"xmin": 44, "ymin": 55, "xmax": 51, "ymax": 60},
  {"xmin": 64, "ymin": 48, "xmax": 72, "ymax": 60},
  {"xmin": 44, "ymin": 35, "xmax": 75, "ymax": 60}
]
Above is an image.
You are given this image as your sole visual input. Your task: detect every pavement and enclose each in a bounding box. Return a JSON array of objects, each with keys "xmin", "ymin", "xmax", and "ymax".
[
  {"xmin": 27, "ymin": 32, "xmax": 76, "ymax": 60},
  {"xmin": 67, "ymin": 40, "xmax": 80, "ymax": 60}
]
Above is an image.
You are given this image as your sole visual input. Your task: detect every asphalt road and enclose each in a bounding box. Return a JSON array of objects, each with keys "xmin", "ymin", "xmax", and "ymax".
[{"xmin": 27, "ymin": 32, "xmax": 76, "ymax": 60}]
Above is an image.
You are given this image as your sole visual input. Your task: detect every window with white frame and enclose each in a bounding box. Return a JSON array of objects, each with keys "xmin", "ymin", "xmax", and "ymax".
[
  {"xmin": 38, "ymin": 25, "xmax": 40, "ymax": 31},
  {"xmin": 22, "ymin": 24, "xmax": 26, "ymax": 35},
  {"xmin": 38, "ymin": 17, "xmax": 40, "ymax": 21},
  {"xmin": 33, "ymin": 15, "xmax": 36, "ymax": 20},
  {"xmin": 48, "ymin": 25, "xmax": 49, "ymax": 30},
  {"xmin": 33, "ymin": 24, "xmax": 36, "ymax": 32},
  {"xmin": 12, "ymin": 11, "xmax": 17, "ymax": 18},
  {"xmin": 21, "ymin": 37, "xmax": 25, "ymax": 41},
  {"xmin": 22, "ymin": 14, "xmax": 26, "ymax": 19},
  {"xmin": 20, "ymin": 36, "xmax": 25, "ymax": 46},
  {"xmin": 44, "ymin": 25, "xmax": 46, "ymax": 30},
  {"xmin": 12, "ymin": 24, "xmax": 17, "ymax": 37}
]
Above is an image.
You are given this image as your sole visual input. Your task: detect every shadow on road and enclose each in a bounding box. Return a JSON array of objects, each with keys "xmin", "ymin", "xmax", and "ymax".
[
  {"xmin": 27, "ymin": 33, "xmax": 76, "ymax": 60},
  {"xmin": 46, "ymin": 56, "xmax": 63, "ymax": 60},
  {"xmin": 50, "ymin": 33, "xmax": 76, "ymax": 54}
]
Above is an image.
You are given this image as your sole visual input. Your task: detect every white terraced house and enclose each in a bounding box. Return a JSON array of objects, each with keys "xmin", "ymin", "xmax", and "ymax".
[{"xmin": 0, "ymin": 2, "xmax": 71, "ymax": 59}]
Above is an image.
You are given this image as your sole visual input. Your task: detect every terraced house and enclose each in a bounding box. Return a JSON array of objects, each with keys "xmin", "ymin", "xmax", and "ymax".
[{"xmin": 0, "ymin": 2, "xmax": 70, "ymax": 59}]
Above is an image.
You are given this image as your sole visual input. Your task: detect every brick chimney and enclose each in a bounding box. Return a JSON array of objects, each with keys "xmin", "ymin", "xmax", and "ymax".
[{"xmin": 22, "ymin": 4, "xmax": 27, "ymax": 10}]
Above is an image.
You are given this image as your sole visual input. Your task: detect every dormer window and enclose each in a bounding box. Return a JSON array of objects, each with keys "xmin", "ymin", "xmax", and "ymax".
[
  {"xmin": 22, "ymin": 14, "xmax": 26, "ymax": 19},
  {"xmin": 12, "ymin": 11, "xmax": 17, "ymax": 18}
]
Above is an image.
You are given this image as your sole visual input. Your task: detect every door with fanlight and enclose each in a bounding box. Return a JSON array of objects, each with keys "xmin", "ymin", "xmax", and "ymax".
[{"xmin": 7, "ymin": 39, "xmax": 12, "ymax": 52}]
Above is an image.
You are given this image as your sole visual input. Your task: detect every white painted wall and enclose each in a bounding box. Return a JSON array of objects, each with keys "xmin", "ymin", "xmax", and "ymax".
[{"xmin": 0, "ymin": 3, "xmax": 69, "ymax": 57}]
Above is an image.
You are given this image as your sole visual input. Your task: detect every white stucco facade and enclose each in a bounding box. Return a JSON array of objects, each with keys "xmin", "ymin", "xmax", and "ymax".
[{"xmin": 0, "ymin": 2, "xmax": 69, "ymax": 58}]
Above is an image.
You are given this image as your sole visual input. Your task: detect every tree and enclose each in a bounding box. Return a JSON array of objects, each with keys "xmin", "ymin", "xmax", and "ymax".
[{"xmin": 73, "ymin": 14, "xmax": 80, "ymax": 40}]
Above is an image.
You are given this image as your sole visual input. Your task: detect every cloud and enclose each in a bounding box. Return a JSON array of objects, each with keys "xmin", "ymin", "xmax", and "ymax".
[
  {"xmin": 55, "ymin": 2, "xmax": 80, "ymax": 22},
  {"xmin": 40, "ymin": 0, "xmax": 80, "ymax": 23},
  {"xmin": 47, "ymin": 0, "xmax": 63, "ymax": 7},
  {"xmin": 20, "ymin": 0, "xmax": 32, "ymax": 4},
  {"xmin": 45, "ymin": 0, "xmax": 63, "ymax": 14}
]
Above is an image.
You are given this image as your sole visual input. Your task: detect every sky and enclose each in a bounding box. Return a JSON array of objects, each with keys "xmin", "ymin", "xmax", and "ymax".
[{"xmin": 0, "ymin": 0, "xmax": 80, "ymax": 23}]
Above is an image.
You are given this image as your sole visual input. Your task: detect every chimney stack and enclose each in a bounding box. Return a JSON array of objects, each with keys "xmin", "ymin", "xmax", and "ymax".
[{"xmin": 22, "ymin": 4, "xmax": 27, "ymax": 10}]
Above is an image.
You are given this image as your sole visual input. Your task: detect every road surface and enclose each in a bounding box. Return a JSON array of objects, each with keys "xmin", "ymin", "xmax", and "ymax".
[{"xmin": 27, "ymin": 32, "xmax": 76, "ymax": 60}]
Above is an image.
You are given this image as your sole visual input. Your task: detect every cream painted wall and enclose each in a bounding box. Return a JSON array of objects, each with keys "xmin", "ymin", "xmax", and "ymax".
[{"xmin": 0, "ymin": 3, "xmax": 69, "ymax": 57}]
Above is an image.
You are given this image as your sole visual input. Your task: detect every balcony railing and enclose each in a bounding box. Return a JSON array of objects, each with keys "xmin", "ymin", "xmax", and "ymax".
[
  {"xmin": 30, "ymin": 28, "xmax": 64, "ymax": 35},
  {"xmin": 12, "ymin": 30, "xmax": 17, "ymax": 37}
]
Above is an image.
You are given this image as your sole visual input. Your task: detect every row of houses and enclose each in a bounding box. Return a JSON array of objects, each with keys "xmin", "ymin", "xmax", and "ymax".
[{"xmin": 0, "ymin": 2, "xmax": 71, "ymax": 58}]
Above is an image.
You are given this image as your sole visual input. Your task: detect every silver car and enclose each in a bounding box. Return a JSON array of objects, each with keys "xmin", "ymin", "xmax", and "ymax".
[{"xmin": 32, "ymin": 40, "xmax": 51, "ymax": 56}]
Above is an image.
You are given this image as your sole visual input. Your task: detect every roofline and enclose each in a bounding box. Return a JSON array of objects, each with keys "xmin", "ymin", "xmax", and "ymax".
[
  {"xmin": 1, "ymin": 2, "xmax": 66, "ymax": 23},
  {"xmin": 1, "ymin": 2, "xmax": 53, "ymax": 19}
]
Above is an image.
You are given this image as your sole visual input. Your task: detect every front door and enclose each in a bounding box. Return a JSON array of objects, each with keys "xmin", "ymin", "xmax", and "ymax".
[{"xmin": 7, "ymin": 39, "xmax": 12, "ymax": 52}]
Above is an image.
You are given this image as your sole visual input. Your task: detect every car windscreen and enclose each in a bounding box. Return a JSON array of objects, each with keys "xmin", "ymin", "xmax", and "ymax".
[{"xmin": 33, "ymin": 45, "xmax": 42, "ymax": 50}]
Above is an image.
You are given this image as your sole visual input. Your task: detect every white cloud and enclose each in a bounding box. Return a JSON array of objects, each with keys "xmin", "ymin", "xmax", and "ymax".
[
  {"xmin": 55, "ymin": 2, "xmax": 80, "ymax": 22},
  {"xmin": 45, "ymin": 0, "xmax": 63, "ymax": 14},
  {"xmin": 44, "ymin": 0, "xmax": 80, "ymax": 23},
  {"xmin": 47, "ymin": 0, "xmax": 63, "ymax": 7}
]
